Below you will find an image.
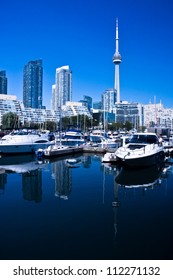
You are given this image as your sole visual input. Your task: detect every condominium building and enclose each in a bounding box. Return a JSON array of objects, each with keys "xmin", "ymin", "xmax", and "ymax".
[
  {"xmin": 23, "ymin": 59, "xmax": 43, "ymax": 109},
  {"xmin": 102, "ymin": 88, "xmax": 117, "ymax": 112},
  {"xmin": 114, "ymin": 101, "xmax": 144, "ymax": 128},
  {"xmin": 0, "ymin": 71, "xmax": 7, "ymax": 95},
  {"xmin": 52, "ymin": 66, "xmax": 72, "ymax": 110},
  {"xmin": 144, "ymin": 102, "xmax": 163, "ymax": 127},
  {"xmin": 0, "ymin": 94, "xmax": 24, "ymax": 125},
  {"xmin": 62, "ymin": 102, "xmax": 92, "ymax": 118},
  {"xmin": 0, "ymin": 95, "xmax": 91, "ymax": 127}
]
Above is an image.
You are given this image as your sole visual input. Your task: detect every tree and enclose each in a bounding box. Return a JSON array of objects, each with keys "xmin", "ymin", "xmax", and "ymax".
[
  {"xmin": 124, "ymin": 121, "xmax": 132, "ymax": 131},
  {"xmin": 2, "ymin": 112, "xmax": 19, "ymax": 130}
]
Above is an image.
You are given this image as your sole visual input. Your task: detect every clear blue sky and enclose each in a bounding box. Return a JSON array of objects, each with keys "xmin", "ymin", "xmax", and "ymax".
[{"xmin": 0, "ymin": 0, "xmax": 173, "ymax": 108}]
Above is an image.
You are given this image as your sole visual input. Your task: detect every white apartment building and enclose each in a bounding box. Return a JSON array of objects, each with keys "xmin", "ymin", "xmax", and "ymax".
[
  {"xmin": 144, "ymin": 102, "xmax": 173, "ymax": 129},
  {"xmin": 52, "ymin": 66, "xmax": 72, "ymax": 110},
  {"xmin": 0, "ymin": 94, "xmax": 91, "ymax": 127}
]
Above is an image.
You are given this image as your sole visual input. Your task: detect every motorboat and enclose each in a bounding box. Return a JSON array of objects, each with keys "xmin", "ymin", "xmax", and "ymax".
[
  {"xmin": 36, "ymin": 144, "xmax": 83, "ymax": 158},
  {"xmin": 55, "ymin": 128, "xmax": 85, "ymax": 146},
  {"xmin": 0, "ymin": 130, "xmax": 55, "ymax": 154},
  {"xmin": 115, "ymin": 132, "xmax": 165, "ymax": 167},
  {"xmin": 102, "ymin": 152, "xmax": 119, "ymax": 163},
  {"xmin": 102, "ymin": 135, "xmax": 132, "ymax": 163},
  {"xmin": 88, "ymin": 134, "xmax": 120, "ymax": 149}
]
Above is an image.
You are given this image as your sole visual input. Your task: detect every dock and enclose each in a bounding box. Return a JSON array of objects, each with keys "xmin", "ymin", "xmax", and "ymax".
[
  {"xmin": 39, "ymin": 144, "xmax": 117, "ymax": 158},
  {"xmin": 83, "ymin": 146, "xmax": 116, "ymax": 153}
]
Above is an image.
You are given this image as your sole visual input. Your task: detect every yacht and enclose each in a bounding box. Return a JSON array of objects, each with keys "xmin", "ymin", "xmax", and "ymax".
[
  {"xmin": 102, "ymin": 135, "xmax": 131, "ymax": 163},
  {"xmin": 115, "ymin": 132, "xmax": 165, "ymax": 167},
  {"xmin": 55, "ymin": 128, "xmax": 85, "ymax": 146},
  {"xmin": 0, "ymin": 130, "xmax": 54, "ymax": 154},
  {"xmin": 88, "ymin": 134, "xmax": 120, "ymax": 149}
]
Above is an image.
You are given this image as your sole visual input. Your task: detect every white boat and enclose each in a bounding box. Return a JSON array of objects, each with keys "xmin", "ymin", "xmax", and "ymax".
[
  {"xmin": 88, "ymin": 134, "xmax": 120, "ymax": 149},
  {"xmin": 36, "ymin": 144, "xmax": 83, "ymax": 158},
  {"xmin": 55, "ymin": 128, "xmax": 85, "ymax": 146},
  {"xmin": 102, "ymin": 136, "xmax": 131, "ymax": 163},
  {"xmin": 115, "ymin": 132, "xmax": 165, "ymax": 167},
  {"xmin": 102, "ymin": 152, "xmax": 119, "ymax": 163},
  {"xmin": 0, "ymin": 130, "xmax": 54, "ymax": 154}
]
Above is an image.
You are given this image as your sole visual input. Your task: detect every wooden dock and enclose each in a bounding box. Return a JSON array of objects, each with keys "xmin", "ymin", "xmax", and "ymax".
[{"xmin": 40, "ymin": 145, "xmax": 117, "ymax": 158}]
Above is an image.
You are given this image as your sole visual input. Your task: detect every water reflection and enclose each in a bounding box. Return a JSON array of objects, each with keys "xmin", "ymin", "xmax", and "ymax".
[
  {"xmin": 52, "ymin": 159, "xmax": 72, "ymax": 200},
  {"xmin": 115, "ymin": 164, "xmax": 163, "ymax": 189},
  {"xmin": 0, "ymin": 172, "xmax": 6, "ymax": 195},
  {"xmin": 0, "ymin": 154, "xmax": 43, "ymax": 173},
  {"xmin": 46, "ymin": 154, "xmax": 95, "ymax": 200},
  {"xmin": 22, "ymin": 170, "xmax": 42, "ymax": 202},
  {"xmin": 0, "ymin": 153, "xmax": 173, "ymax": 259},
  {"xmin": 0, "ymin": 155, "xmax": 46, "ymax": 201}
]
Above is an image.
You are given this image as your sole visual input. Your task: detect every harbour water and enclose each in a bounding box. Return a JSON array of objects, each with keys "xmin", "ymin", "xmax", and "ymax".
[{"xmin": 0, "ymin": 153, "xmax": 173, "ymax": 260}]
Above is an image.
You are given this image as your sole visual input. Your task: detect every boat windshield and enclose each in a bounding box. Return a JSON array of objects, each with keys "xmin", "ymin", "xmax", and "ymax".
[{"xmin": 130, "ymin": 134, "xmax": 158, "ymax": 144}]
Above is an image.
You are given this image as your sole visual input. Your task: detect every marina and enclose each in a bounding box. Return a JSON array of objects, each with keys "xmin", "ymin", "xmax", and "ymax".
[{"xmin": 0, "ymin": 151, "xmax": 173, "ymax": 260}]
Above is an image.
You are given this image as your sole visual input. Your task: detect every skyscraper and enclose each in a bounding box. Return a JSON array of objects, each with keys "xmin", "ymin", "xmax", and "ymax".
[
  {"xmin": 23, "ymin": 59, "xmax": 43, "ymax": 108},
  {"xmin": 52, "ymin": 65, "xmax": 72, "ymax": 110},
  {"xmin": 112, "ymin": 18, "xmax": 122, "ymax": 103},
  {"xmin": 83, "ymin": 95, "xmax": 92, "ymax": 111},
  {"xmin": 0, "ymin": 71, "xmax": 7, "ymax": 94}
]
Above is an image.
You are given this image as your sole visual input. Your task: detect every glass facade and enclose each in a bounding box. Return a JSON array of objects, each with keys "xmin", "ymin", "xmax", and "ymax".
[
  {"xmin": 114, "ymin": 102, "xmax": 144, "ymax": 128},
  {"xmin": 0, "ymin": 71, "xmax": 7, "ymax": 95},
  {"xmin": 102, "ymin": 88, "xmax": 117, "ymax": 112},
  {"xmin": 52, "ymin": 66, "xmax": 72, "ymax": 110},
  {"xmin": 23, "ymin": 60, "xmax": 43, "ymax": 109},
  {"xmin": 83, "ymin": 95, "xmax": 92, "ymax": 111}
]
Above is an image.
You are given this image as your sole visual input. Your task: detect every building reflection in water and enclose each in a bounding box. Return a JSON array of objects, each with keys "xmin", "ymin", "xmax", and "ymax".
[
  {"xmin": 22, "ymin": 169, "xmax": 42, "ymax": 203},
  {"xmin": 0, "ymin": 171, "xmax": 7, "ymax": 195},
  {"xmin": 112, "ymin": 175, "xmax": 120, "ymax": 239},
  {"xmin": 51, "ymin": 160, "xmax": 72, "ymax": 200}
]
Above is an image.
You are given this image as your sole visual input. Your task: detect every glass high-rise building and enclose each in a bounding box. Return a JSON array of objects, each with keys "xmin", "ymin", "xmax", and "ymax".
[
  {"xmin": 0, "ymin": 71, "xmax": 7, "ymax": 94},
  {"xmin": 84, "ymin": 95, "xmax": 92, "ymax": 111},
  {"xmin": 52, "ymin": 65, "xmax": 72, "ymax": 110},
  {"xmin": 23, "ymin": 59, "xmax": 43, "ymax": 108}
]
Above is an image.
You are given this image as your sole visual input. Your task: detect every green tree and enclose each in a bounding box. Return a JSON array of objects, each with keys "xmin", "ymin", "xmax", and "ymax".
[
  {"xmin": 2, "ymin": 112, "xmax": 19, "ymax": 130},
  {"xmin": 124, "ymin": 121, "xmax": 132, "ymax": 131}
]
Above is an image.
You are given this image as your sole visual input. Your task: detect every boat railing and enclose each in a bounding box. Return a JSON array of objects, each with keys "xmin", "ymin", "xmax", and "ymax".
[{"xmin": 127, "ymin": 143, "xmax": 157, "ymax": 156}]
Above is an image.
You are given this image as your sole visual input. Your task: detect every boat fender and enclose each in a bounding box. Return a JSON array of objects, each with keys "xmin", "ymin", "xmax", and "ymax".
[{"xmin": 37, "ymin": 149, "xmax": 44, "ymax": 158}]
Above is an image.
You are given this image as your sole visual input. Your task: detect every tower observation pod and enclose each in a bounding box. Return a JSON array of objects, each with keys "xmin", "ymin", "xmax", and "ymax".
[{"xmin": 112, "ymin": 18, "xmax": 122, "ymax": 103}]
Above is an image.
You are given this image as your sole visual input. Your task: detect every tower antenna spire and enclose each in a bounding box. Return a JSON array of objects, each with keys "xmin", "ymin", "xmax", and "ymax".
[{"xmin": 112, "ymin": 18, "xmax": 122, "ymax": 103}]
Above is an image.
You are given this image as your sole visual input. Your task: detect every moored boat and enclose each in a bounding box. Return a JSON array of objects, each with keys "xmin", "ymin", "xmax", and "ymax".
[
  {"xmin": 36, "ymin": 144, "xmax": 83, "ymax": 158},
  {"xmin": 115, "ymin": 132, "xmax": 165, "ymax": 167},
  {"xmin": 0, "ymin": 130, "xmax": 55, "ymax": 154},
  {"xmin": 55, "ymin": 128, "xmax": 85, "ymax": 146}
]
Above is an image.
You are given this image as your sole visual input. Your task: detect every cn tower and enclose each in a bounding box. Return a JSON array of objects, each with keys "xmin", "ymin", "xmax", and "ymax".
[{"xmin": 112, "ymin": 18, "xmax": 122, "ymax": 103}]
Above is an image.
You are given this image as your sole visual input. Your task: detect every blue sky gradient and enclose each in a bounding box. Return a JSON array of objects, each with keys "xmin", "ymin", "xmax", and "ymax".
[{"xmin": 0, "ymin": 0, "xmax": 173, "ymax": 108}]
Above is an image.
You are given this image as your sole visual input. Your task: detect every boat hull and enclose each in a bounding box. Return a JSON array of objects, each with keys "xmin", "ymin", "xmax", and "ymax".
[
  {"xmin": 0, "ymin": 142, "xmax": 54, "ymax": 155},
  {"xmin": 116, "ymin": 150, "xmax": 165, "ymax": 167}
]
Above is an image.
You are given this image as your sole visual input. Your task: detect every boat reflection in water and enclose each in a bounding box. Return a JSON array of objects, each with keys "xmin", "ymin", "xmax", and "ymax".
[
  {"xmin": 1, "ymin": 153, "xmax": 173, "ymax": 260},
  {"xmin": 0, "ymin": 154, "xmax": 47, "ymax": 202},
  {"xmin": 112, "ymin": 162, "xmax": 173, "ymax": 247},
  {"xmin": 115, "ymin": 164, "xmax": 164, "ymax": 189},
  {"xmin": 0, "ymin": 154, "xmax": 45, "ymax": 174}
]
